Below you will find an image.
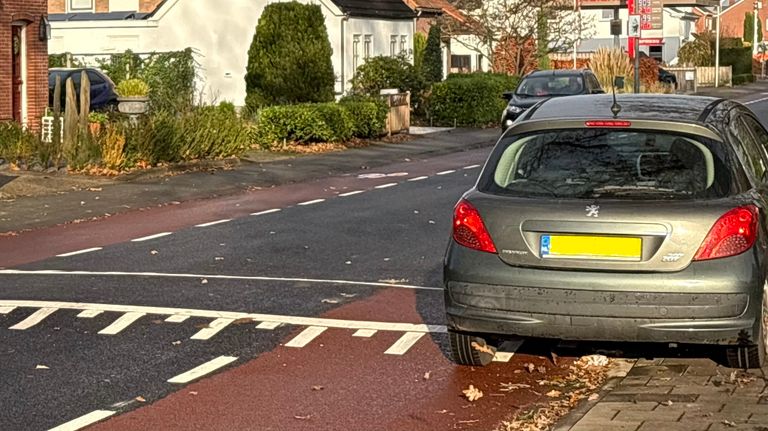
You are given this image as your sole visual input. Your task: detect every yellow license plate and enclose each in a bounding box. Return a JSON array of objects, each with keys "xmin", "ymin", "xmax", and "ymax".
[{"xmin": 540, "ymin": 235, "xmax": 642, "ymax": 261}]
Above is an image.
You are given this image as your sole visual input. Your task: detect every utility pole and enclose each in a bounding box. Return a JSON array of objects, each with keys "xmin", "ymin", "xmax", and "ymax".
[
  {"xmin": 614, "ymin": 8, "xmax": 620, "ymax": 48},
  {"xmin": 755, "ymin": 1, "xmax": 760, "ymax": 56},
  {"xmin": 715, "ymin": 4, "xmax": 721, "ymax": 88}
]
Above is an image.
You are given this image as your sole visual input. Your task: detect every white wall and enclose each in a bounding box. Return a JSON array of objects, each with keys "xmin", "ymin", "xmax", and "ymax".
[
  {"xmin": 49, "ymin": 0, "xmax": 414, "ymax": 105},
  {"xmin": 344, "ymin": 18, "xmax": 414, "ymax": 91},
  {"xmin": 448, "ymin": 35, "xmax": 491, "ymax": 75}
]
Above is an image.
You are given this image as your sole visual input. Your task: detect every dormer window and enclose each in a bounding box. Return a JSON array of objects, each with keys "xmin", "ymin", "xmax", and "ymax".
[{"xmin": 67, "ymin": 0, "xmax": 95, "ymax": 12}]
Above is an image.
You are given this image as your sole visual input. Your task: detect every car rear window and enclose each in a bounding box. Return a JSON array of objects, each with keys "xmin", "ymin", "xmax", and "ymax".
[
  {"xmin": 481, "ymin": 129, "xmax": 738, "ymax": 200},
  {"xmin": 516, "ymin": 76, "xmax": 583, "ymax": 97}
]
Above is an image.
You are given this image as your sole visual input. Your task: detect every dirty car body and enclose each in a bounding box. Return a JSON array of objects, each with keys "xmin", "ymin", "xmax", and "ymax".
[{"xmin": 444, "ymin": 94, "xmax": 768, "ymax": 368}]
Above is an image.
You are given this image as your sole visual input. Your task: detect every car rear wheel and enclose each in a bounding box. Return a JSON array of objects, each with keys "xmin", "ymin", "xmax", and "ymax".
[
  {"xmin": 449, "ymin": 330, "xmax": 497, "ymax": 366},
  {"xmin": 725, "ymin": 283, "xmax": 767, "ymax": 369}
]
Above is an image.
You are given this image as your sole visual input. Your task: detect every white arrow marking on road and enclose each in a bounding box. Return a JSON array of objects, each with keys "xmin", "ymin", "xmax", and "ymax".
[
  {"xmin": 0, "ymin": 270, "xmax": 442, "ymax": 291},
  {"xmin": 131, "ymin": 232, "xmax": 173, "ymax": 242},
  {"xmin": 0, "ymin": 300, "xmax": 447, "ymax": 334},
  {"xmin": 56, "ymin": 247, "xmax": 103, "ymax": 258},
  {"xmin": 195, "ymin": 219, "xmax": 232, "ymax": 227},
  {"xmin": 9, "ymin": 307, "xmax": 57, "ymax": 330},
  {"xmin": 352, "ymin": 329, "xmax": 377, "ymax": 338},
  {"xmin": 256, "ymin": 321, "xmax": 282, "ymax": 330},
  {"xmin": 250, "ymin": 208, "xmax": 281, "ymax": 216},
  {"xmin": 285, "ymin": 326, "xmax": 327, "ymax": 348},
  {"xmin": 0, "ymin": 306, "xmax": 15, "ymax": 314},
  {"xmin": 167, "ymin": 356, "xmax": 238, "ymax": 384},
  {"xmin": 384, "ymin": 331, "xmax": 425, "ymax": 355},
  {"xmin": 98, "ymin": 312, "xmax": 145, "ymax": 335},
  {"xmin": 77, "ymin": 309, "xmax": 103, "ymax": 318},
  {"xmin": 165, "ymin": 314, "xmax": 190, "ymax": 323},
  {"xmin": 191, "ymin": 318, "xmax": 236, "ymax": 340},
  {"xmin": 48, "ymin": 410, "xmax": 116, "ymax": 431}
]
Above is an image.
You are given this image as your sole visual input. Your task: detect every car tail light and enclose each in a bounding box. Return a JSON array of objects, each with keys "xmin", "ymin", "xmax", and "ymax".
[
  {"xmin": 453, "ymin": 199, "xmax": 497, "ymax": 254},
  {"xmin": 694, "ymin": 206, "xmax": 759, "ymax": 261},
  {"xmin": 585, "ymin": 120, "xmax": 632, "ymax": 128}
]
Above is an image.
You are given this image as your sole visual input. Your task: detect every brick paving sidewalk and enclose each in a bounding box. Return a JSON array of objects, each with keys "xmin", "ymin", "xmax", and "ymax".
[{"xmin": 556, "ymin": 359, "xmax": 768, "ymax": 431}]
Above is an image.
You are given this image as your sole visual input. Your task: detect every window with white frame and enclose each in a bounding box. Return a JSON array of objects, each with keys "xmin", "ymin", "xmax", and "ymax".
[
  {"xmin": 353, "ymin": 35, "xmax": 361, "ymax": 70},
  {"xmin": 390, "ymin": 35, "xmax": 398, "ymax": 57},
  {"xmin": 68, "ymin": 0, "xmax": 95, "ymax": 12},
  {"xmin": 601, "ymin": 9, "xmax": 613, "ymax": 20},
  {"xmin": 400, "ymin": 35, "xmax": 407, "ymax": 55},
  {"xmin": 476, "ymin": 54, "xmax": 483, "ymax": 72},
  {"xmin": 364, "ymin": 35, "xmax": 372, "ymax": 59}
]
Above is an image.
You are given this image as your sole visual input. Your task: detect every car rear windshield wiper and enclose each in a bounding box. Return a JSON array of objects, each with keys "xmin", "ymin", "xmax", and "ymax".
[{"xmin": 591, "ymin": 185, "xmax": 691, "ymax": 197}]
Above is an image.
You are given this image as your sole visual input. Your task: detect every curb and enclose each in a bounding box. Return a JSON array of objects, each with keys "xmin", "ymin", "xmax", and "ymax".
[{"xmin": 114, "ymin": 157, "xmax": 241, "ymax": 182}]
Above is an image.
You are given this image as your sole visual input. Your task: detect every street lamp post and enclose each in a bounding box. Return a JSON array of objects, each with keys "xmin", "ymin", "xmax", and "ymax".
[
  {"xmin": 755, "ymin": 1, "xmax": 760, "ymax": 57},
  {"xmin": 715, "ymin": 5, "xmax": 721, "ymax": 88}
]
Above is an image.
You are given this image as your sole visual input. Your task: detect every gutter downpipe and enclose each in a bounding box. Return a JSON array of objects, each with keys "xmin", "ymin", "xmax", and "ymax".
[{"xmin": 341, "ymin": 14, "xmax": 349, "ymax": 96}]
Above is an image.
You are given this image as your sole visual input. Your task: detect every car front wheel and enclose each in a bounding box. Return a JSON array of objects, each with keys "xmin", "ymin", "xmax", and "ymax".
[
  {"xmin": 725, "ymin": 283, "xmax": 767, "ymax": 369},
  {"xmin": 449, "ymin": 330, "xmax": 497, "ymax": 366}
]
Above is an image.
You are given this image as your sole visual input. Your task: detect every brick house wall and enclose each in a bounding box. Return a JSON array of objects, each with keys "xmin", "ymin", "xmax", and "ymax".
[
  {"xmin": 696, "ymin": 1, "xmax": 768, "ymax": 41},
  {"xmin": 49, "ymin": 0, "xmax": 163, "ymax": 13},
  {"xmin": 0, "ymin": 0, "xmax": 49, "ymax": 131}
]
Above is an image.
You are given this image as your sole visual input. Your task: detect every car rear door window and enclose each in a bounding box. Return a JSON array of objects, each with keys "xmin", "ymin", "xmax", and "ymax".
[
  {"xmin": 482, "ymin": 129, "xmax": 734, "ymax": 200},
  {"xmin": 86, "ymin": 71, "xmax": 105, "ymax": 85},
  {"xmin": 729, "ymin": 114, "xmax": 767, "ymax": 183}
]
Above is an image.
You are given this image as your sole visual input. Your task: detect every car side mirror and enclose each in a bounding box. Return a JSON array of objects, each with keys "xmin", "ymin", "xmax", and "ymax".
[
  {"xmin": 502, "ymin": 91, "xmax": 513, "ymax": 101},
  {"xmin": 613, "ymin": 77, "xmax": 625, "ymax": 90}
]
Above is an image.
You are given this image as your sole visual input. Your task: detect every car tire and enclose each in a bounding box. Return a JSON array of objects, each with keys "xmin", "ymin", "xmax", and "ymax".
[
  {"xmin": 449, "ymin": 330, "xmax": 497, "ymax": 366},
  {"xmin": 725, "ymin": 283, "xmax": 767, "ymax": 369}
]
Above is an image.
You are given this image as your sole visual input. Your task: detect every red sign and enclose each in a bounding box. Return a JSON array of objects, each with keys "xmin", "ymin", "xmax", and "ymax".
[
  {"xmin": 628, "ymin": 0, "xmax": 637, "ymax": 58},
  {"xmin": 640, "ymin": 38, "xmax": 664, "ymax": 45}
]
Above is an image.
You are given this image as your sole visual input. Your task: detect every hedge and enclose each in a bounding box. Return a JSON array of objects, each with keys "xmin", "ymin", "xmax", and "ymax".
[
  {"xmin": 733, "ymin": 74, "xmax": 756, "ymax": 86},
  {"xmin": 254, "ymin": 100, "xmax": 387, "ymax": 148},
  {"xmin": 720, "ymin": 47, "xmax": 753, "ymax": 75},
  {"xmin": 428, "ymin": 73, "xmax": 520, "ymax": 127}
]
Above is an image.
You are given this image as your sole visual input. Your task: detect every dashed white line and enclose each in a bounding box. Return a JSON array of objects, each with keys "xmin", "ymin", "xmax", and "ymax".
[
  {"xmin": 375, "ymin": 183, "xmax": 398, "ymax": 189},
  {"xmin": 77, "ymin": 309, "xmax": 103, "ymax": 318},
  {"xmin": 298, "ymin": 199, "xmax": 325, "ymax": 206},
  {"xmin": 284, "ymin": 326, "xmax": 327, "ymax": 348},
  {"xmin": 190, "ymin": 318, "xmax": 236, "ymax": 340},
  {"xmin": 745, "ymin": 96, "xmax": 768, "ymax": 105},
  {"xmin": 195, "ymin": 219, "xmax": 231, "ymax": 228},
  {"xmin": 9, "ymin": 307, "xmax": 57, "ymax": 330},
  {"xmin": 384, "ymin": 331, "xmax": 425, "ymax": 355},
  {"xmin": 49, "ymin": 410, "xmax": 116, "ymax": 431},
  {"xmin": 352, "ymin": 329, "xmax": 377, "ymax": 338},
  {"xmin": 165, "ymin": 314, "xmax": 190, "ymax": 323},
  {"xmin": 407, "ymin": 176, "xmax": 428, "ymax": 182},
  {"xmin": 256, "ymin": 321, "xmax": 282, "ymax": 330},
  {"xmin": 0, "ymin": 270, "xmax": 441, "ymax": 291},
  {"xmin": 56, "ymin": 247, "xmax": 103, "ymax": 258},
  {"xmin": 436, "ymin": 170, "xmax": 456, "ymax": 175},
  {"xmin": 131, "ymin": 232, "xmax": 173, "ymax": 242},
  {"xmin": 463, "ymin": 164, "xmax": 481, "ymax": 169},
  {"xmin": 251, "ymin": 208, "xmax": 281, "ymax": 216},
  {"xmin": 338, "ymin": 190, "xmax": 365, "ymax": 197},
  {"xmin": 0, "ymin": 306, "xmax": 15, "ymax": 314},
  {"xmin": 167, "ymin": 356, "xmax": 238, "ymax": 384},
  {"xmin": 98, "ymin": 311, "xmax": 145, "ymax": 335}
]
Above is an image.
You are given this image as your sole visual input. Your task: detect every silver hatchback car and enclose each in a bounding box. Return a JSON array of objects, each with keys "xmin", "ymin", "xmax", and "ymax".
[{"xmin": 444, "ymin": 94, "xmax": 768, "ymax": 369}]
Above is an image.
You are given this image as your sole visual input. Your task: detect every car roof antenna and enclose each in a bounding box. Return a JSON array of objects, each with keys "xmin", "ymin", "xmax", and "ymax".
[{"xmin": 610, "ymin": 76, "xmax": 622, "ymax": 118}]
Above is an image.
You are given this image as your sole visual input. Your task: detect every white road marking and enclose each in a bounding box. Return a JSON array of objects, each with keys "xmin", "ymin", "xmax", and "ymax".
[
  {"xmin": 492, "ymin": 340, "xmax": 523, "ymax": 362},
  {"xmin": 0, "ymin": 306, "xmax": 15, "ymax": 314},
  {"xmin": 9, "ymin": 307, "xmax": 57, "ymax": 330},
  {"xmin": 436, "ymin": 170, "xmax": 455, "ymax": 175},
  {"xmin": 256, "ymin": 321, "xmax": 282, "ymax": 330},
  {"xmin": 0, "ymin": 300, "xmax": 447, "ymax": 333},
  {"xmin": 407, "ymin": 176, "xmax": 428, "ymax": 182},
  {"xmin": 77, "ymin": 309, "xmax": 103, "ymax": 318},
  {"xmin": 338, "ymin": 190, "xmax": 365, "ymax": 197},
  {"xmin": 0, "ymin": 270, "xmax": 441, "ymax": 291},
  {"xmin": 352, "ymin": 329, "xmax": 377, "ymax": 338},
  {"xmin": 298, "ymin": 199, "xmax": 325, "ymax": 206},
  {"xmin": 251, "ymin": 208, "xmax": 281, "ymax": 216},
  {"xmin": 745, "ymin": 96, "xmax": 768, "ymax": 105},
  {"xmin": 49, "ymin": 410, "xmax": 116, "ymax": 431},
  {"xmin": 190, "ymin": 318, "xmax": 235, "ymax": 340},
  {"xmin": 492, "ymin": 352, "xmax": 515, "ymax": 362},
  {"xmin": 375, "ymin": 183, "xmax": 398, "ymax": 189},
  {"xmin": 285, "ymin": 326, "xmax": 327, "ymax": 348},
  {"xmin": 463, "ymin": 165, "xmax": 481, "ymax": 170},
  {"xmin": 98, "ymin": 311, "xmax": 145, "ymax": 335},
  {"xmin": 165, "ymin": 314, "xmax": 190, "ymax": 323},
  {"xmin": 56, "ymin": 247, "xmax": 102, "ymax": 258},
  {"xmin": 384, "ymin": 331, "xmax": 425, "ymax": 355},
  {"xmin": 131, "ymin": 232, "xmax": 172, "ymax": 242},
  {"xmin": 195, "ymin": 219, "xmax": 231, "ymax": 228},
  {"xmin": 167, "ymin": 356, "xmax": 238, "ymax": 384}
]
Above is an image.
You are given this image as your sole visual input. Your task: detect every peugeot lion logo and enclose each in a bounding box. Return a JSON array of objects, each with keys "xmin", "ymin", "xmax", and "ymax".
[{"xmin": 586, "ymin": 204, "xmax": 600, "ymax": 218}]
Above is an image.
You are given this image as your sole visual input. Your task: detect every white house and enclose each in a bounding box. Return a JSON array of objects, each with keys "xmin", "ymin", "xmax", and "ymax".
[{"xmin": 48, "ymin": 0, "xmax": 416, "ymax": 105}]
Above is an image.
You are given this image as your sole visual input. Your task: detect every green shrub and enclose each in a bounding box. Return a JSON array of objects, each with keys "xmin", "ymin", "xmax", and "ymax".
[
  {"xmin": 721, "ymin": 47, "xmax": 753, "ymax": 75},
  {"xmin": 339, "ymin": 98, "xmax": 388, "ymax": 138},
  {"xmin": 413, "ymin": 32, "xmax": 427, "ymax": 71},
  {"xmin": 245, "ymin": 2, "xmax": 335, "ymax": 110},
  {"xmin": 424, "ymin": 25, "xmax": 443, "ymax": 84},
  {"xmin": 116, "ymin": 79, "xmax": 150, "ymax": 97},
  {"xmin": 0, "ymin": 122, "xmax": 38, "ymax": 163},
  {"xmin": 351, "ymin": 56, "xmax": 426, "ymax": 101},
  {"xmin": 427, "ymin": 73, "xmax": 520, "ymax": 127},
  {"xmin": 733, "ymin": 73, "xmax": 756, "ymax": 85},
  {"xmin": 254, "ymin": 103, "xmax": 354, "ymax": 148}
]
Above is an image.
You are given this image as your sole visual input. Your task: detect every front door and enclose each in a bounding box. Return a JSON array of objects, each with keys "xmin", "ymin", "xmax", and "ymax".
[{"xmin": 11, "ymin": 25, "xmax": 23, "ymax": 123}]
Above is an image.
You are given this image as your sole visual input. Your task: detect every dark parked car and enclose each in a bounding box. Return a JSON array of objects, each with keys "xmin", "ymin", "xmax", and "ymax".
[
  {"xmin": 49, "ymin": 68, "xmax": 118, "ymax": 111},
  {"xmin": 501, "ymin": 69, "xmax": 604, "ymax": 131},
  {"xmin": 659, "ymin": 68, "xmax": 678, "ymax": 88},
  {"xmin": 445, "ymin": 94, "xmax": 768, "ymax": 369}
]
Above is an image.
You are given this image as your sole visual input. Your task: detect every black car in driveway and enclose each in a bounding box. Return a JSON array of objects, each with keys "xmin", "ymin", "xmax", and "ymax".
[
  {"xmin": 501, "ymin": 69, "xmax": 604, "ymax": 131},
  {"xmin": 49, "ymin": 68, "xmax": 118, "ymax": 111},
  {"xmin": 445, "ymin": 94, "xmax": 768, "ymax": 369}
]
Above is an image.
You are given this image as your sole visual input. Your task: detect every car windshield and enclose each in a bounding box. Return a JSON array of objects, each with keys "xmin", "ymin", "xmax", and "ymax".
[
  {"xmin": 482, "ymin": 129, "xmax": 737, "ymax": 200},
  {"xmin": 516, "ymin": 76, "xmax": 584, "ymax": 97}
]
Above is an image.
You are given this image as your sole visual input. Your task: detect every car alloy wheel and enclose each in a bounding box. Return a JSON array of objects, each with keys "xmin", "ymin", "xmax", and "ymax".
[{"xmin": 449, "ymin": 330, "xmax": 497, "ymax": 366}]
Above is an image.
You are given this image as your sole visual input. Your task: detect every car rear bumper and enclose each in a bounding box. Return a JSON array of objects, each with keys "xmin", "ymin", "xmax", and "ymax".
[{"xmin": 444, "ymin": 245, "xmax": 763, "ymax": 345}]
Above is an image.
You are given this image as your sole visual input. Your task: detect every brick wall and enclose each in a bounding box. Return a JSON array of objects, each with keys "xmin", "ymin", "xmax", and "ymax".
[
  {"xmin": 48, "ymin": 0, "xmax": 65, "ymax": 13},
  {"xmin": 0, "ymin": 0, "xmax": 50, "ymax": 131},
  {"xmin": 50, "ymin": 0, "xmax": 163, "ymax": 13},
  {"xmin": 96, "ymin": 0, "xmax": 109, "ymax": 13},
  {"xmin": 139, "ymin": 0, "xmax": 163, "ymax": 13},
  {"xmin": 696, "ymin": 3, "xmax": 768, "ymax": 41}
]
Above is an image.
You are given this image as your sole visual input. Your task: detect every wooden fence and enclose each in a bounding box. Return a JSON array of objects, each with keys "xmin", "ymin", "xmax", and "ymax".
[
  {"xmin": 695, "ymin": 66, "xmax": 732, "ymax": 87},
  {"xmin": 384, "ymin": 92, "xmax": 410, "ymax": 136}
]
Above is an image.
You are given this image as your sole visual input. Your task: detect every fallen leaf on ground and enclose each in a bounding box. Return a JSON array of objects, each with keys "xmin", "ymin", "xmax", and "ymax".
[
  {"xmin": 662, "ymin": 400, "xmax": 674, "ymax": 406},
  {"xmin": 538, "ymin": 366, "xmax": 547, "ymax": 374},
  {"xmin": 588, "ymin": 393, "xmax": 600, "ymax": 401},
  {"xmin": 189, "ymin": 391, "xmax": 198, "ymax": 396},
  {"xmin": 378, "ymin": 278, "xmax": 409, "ymax": 284},
  {"xmin": 500, "ymin": 383, "xmax": 531, "ymax": 392},
  {"xmin": 423, "ymin": 372, "xmax": 431, "ymax": 380},
  {"xmin": 436, "ymin": 409, "xmax": 448, "ymax": 414},
  {"xmin": 471, "ymin": 341, "xmax": 494, "ymax": 355},
  {"xmin": 172, "ymin": 340, "xmax": 181, "ymax": 345},
  {"xmin": 311, "ymin": 386, "xmax": 324, "ymax": 391},
  {"xmin": 135, "ymin": 396, "xmax": 146, "ymax": 403},
  {"xmin": 214, "ymin": 257, "xmax": 224, "ymax": 261},
  {"xmin": 232, "ymin": 318, "xmax": 254, "ymax": 325},
  {"xmin": 294, "ymin": 415, "xmax": 311, "ymax": 420},
  {"xmin": 201, "ymin": 279, "xmax": 208, "ymax": 284},
  {"xmin": 462, "ymin": 385, "xmax": 483, "ymax": 402},
  {"xmin": 551, "ymin": 351, "xmax": 559, "ymax": 366},
  {"xmin": 722, "ymin": 420, "xmax": 736, "ymax": 427},
  {"xmin": 578, "ymin": 354, "xmax": 609, "ymax": 367},
  {"xmin": 150, "ymin": 250, "xmax": 159, "ymax": 255},
  {"xmin": 546, "ymin": 390, "xmax": 562, "ymax": 398},
  {"xmin": 87, "ymin": 187, "xmax": 102, "ymax": 192},
  {"xmin": 526, "ymin": 363, "xmax": 535, "ymax": 373},
  {"xmin": 340, "ymin": 293, "xmax": 357, "ymax": 298},
  {"xmin": 321, "ymin": 299, "xmax": 339, "ymax": 304},
  {"xmin": 35, "ymin": 365, "xmax": 49, "ymax": 370}
]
